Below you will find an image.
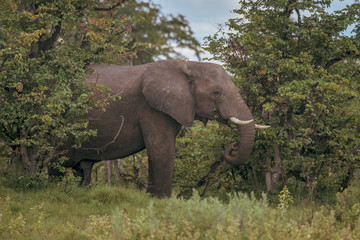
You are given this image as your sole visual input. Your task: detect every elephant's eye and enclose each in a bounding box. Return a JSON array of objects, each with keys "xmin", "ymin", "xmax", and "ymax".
[{"xmin": 212, "ymin": 90, "xmax": 221, "ymax": 98}]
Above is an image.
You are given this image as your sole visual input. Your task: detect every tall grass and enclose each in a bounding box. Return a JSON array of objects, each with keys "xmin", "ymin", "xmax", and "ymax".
[
  {"xmin": 111, "ymin": 191, "xmax": 360, "ymax": 239},
  {"xmin": 0, "ymin": 181, "xmax": 149, "ymax": 240},
  {"xmin": 1, "ymin": 177, "xmax": 360, "ymax": 239}
]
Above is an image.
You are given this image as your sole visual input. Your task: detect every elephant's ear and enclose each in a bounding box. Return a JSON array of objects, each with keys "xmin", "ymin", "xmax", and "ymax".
[{"xmin": 141, "ymin": 62, "xmax": 195, "ymax": 127}]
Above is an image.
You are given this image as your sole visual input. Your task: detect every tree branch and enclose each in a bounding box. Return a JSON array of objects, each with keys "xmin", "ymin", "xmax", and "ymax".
[
  {"xmin": 0, "ymin": 54, "xmax": 9, "ymax": 72},
  {"xmin": 0, "ymin": 139, "xmax": 17, "ymax": 147},
  {"xmin": 325, "ymin": 57, "xmax": 345, "ymax": 69},
  {"xmin": 30, "ymin": 21, "xmax": 62, "ymax": 58},
  {"xmin": 90, "ymin": 22, "xmax": 133, "ymax": 56},
  {"xmin": 295, "ymin": 8, "xmax": 302, "ymax": 24},
  {"xmin": 38, "ymin": 23, "xmax": 62, "ymax": 52},
  {"xmin": 325, "ymin": 51, "xmax": 359, "ymax": 69}
]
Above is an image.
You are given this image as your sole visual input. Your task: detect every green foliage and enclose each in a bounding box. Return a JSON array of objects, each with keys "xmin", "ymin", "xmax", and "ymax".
[
  {"xmin": 204, "ymin": 0, "xmax": 360, "ymax": 199},
  {"xmin": 2, "ymin": 170, "xmax": 49, "ymax": 191},
  {"xmin": 0, "ymin": 0, "xmax": 134, "ymax": 176},
  {"xmin": 278, "ymin": 185, "xmax": 293, "ymax": 214},
  {"xmin": 0, "ymin": 177, "xmax": 150, "ymax": 239},
  {"xmin": 334, "ymin": 170, "xmax": 360, "ymax": 228},
  {"xmin": 0, "ymin": 0, "xmax": 201, "ymax": 187},
  {"xmin": 2, "ymin": 176, "xmax": 360, "ymax": 239},
  {"xmin": 174, "ymin": 122, "xmax": 234, "ymax": 191},
  {"xmin": 111, "ymin": 191, "xmax": 270, "ymax": 239},
  {"xmin": 174, "ymin": 121, "xmax": 263, "ymax": 198},
  {"xmin": 109, "ymin": 0, "xmax": 202, "ymax": 65}
]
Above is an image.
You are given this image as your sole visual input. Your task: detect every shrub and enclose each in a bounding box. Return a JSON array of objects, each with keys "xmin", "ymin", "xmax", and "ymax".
[{"xmin": 1, "ymin": 181, "xmax": 360, "ymax": 239}]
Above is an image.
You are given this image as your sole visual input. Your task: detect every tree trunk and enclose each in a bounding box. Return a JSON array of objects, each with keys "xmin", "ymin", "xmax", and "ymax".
[
  {"xmin": 113, "ymin": 160, "xmax": 122, "ymax": 180},
  {"xmin": 272, "ymin": 145, "xmax": 282, "ymax": 185},
  {"xmin": 105, "ymin": 160, "xmax": 112, "ymax": 186},
  {"xmin": 20, "ymin": 144, "xmax": 38, "ymax": 176},
  {"xmin": 265, "ymin": 170, "xmax": 272, "ymax": 192},
  {"xmin": 265, "ymin": 145, "xmax": 282, "ymax": 192},
  {"xmin": 94, "ymin": 162, "xmax": 104, "ymax": 182}
]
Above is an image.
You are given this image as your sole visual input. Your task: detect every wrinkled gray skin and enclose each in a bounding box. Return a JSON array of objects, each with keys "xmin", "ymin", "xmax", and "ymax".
[{"xmin": 50, "ymin": 60, "xmax": 255, "ymax": 198}]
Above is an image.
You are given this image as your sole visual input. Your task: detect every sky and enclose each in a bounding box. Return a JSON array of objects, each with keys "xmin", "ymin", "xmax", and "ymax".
[{"xmin": 150, "ymin": 0, "xmax": 357, "ymax": 61}]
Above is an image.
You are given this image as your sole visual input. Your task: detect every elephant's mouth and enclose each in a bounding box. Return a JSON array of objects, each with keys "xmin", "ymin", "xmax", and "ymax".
[
  {"xmin": 195, "ymin": 105, "xmax": 221, "ymax": 122},
  {"xmin": 195, "ymin": 115, "xmax": 209, "ymax": 126}
]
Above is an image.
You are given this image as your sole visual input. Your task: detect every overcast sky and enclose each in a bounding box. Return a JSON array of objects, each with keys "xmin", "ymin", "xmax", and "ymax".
[{"xmin": 150, "ymin": 0, "xmax": 356, "ymax": 61}]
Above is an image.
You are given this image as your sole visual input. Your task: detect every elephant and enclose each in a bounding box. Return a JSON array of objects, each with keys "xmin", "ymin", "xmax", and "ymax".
[{"xmin": 49, "ymin": 60, "xmax": 268, "ymax": 198}]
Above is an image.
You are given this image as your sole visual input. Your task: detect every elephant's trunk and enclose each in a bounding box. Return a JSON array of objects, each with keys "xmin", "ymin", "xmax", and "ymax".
[{"xmin": 223, "ymin": 100, "xmax": 256, "ymax": 166}]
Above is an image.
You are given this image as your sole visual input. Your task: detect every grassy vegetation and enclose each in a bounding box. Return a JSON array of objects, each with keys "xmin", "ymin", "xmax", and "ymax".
[{"xmin": 1, "ymin": 173, "xmax": 360, "ymax": 240}]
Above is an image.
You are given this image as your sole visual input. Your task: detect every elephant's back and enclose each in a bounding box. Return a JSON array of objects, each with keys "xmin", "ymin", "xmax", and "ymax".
[{"xmin": 87, "ymin": 63, "xmax": 148, "ymax": 89}]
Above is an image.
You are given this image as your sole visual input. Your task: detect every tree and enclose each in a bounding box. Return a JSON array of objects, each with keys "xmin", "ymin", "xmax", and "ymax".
[
  {"xmin": 205, "ymin": 0, "xmax": 360, "ymax": 198},
  {"xmin": 0, "ymin": 0, "xmax": 134, "ymax": 176},
  {"xmin": 109, "ymin": 0, "xmax": 202, "ymax": 65}
]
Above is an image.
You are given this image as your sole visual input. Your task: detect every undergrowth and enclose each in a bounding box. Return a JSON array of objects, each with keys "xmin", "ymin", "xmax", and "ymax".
[{"xmin": 1, "ymin": 177, "xmax": 360, "ymax": 239}]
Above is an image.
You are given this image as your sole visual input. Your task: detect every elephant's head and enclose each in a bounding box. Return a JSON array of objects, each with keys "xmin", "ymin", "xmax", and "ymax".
[{"xmin": 142, "ymin": 60, "xmax": 264, "ymax": 166}]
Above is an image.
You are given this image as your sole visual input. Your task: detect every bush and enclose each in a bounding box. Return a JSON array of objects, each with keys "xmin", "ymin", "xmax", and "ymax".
[
  {"xmin": 111, "ymin": 190, "xmax": 360, "ymax": 239},
  {"xmin": 112, "ymin": 191, "xmax": 270, "ymax": 239},
  {"xmin": 1, "ymin": 181, "xmax": 360, "ymax": 239},
  {"xmin": 174, "ymin": 122, "xmax": 243, "ymax": 197},
  {"xmin": 334, "ymin": 171, "xmax": 360, "ymax": 228},
  {"xmin": 1, "ymin": 169, "xmax": 50, "ymax": 191}
]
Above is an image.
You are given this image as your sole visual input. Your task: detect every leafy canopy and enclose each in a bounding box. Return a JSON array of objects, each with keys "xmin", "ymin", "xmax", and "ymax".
[
  {"xmin": 203, "ymin": 0, "xmax": 360, "ymax": 197},
  {"xmin": 0, "ymin": 0, "xmax": 135, "ymax": 175},
  {"xmin": 107, "ymin": 0, "xmax": 202, "ymax": 65}
]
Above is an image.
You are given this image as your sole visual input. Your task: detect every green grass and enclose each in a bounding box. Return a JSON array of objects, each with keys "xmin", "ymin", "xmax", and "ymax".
[
  {"xmin": 1, "ymin": 178, "xmax": 360, "ymax": 239},
  {"xmin": 0, "ymin": 182, "xmax": 149, "ymax": 240}
]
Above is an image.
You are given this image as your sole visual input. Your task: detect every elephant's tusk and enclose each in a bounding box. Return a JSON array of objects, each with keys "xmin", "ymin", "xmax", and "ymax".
[
  {"xmin": 229, "ymin": 117, "xmax": 254, "ymax": 125},
  {"xmin": 255, "ymin": 124, "xmax": 271, "ymax": 129}
]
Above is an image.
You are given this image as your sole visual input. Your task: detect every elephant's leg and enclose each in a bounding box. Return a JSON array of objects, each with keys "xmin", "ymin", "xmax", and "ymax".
[
  {"xmin": 141, "ymin": 113, "xmax": 181, "ymax": 198},
  {"xmin": 75, "ymin": 160, "xmax": 96, "ymax": 186}
]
